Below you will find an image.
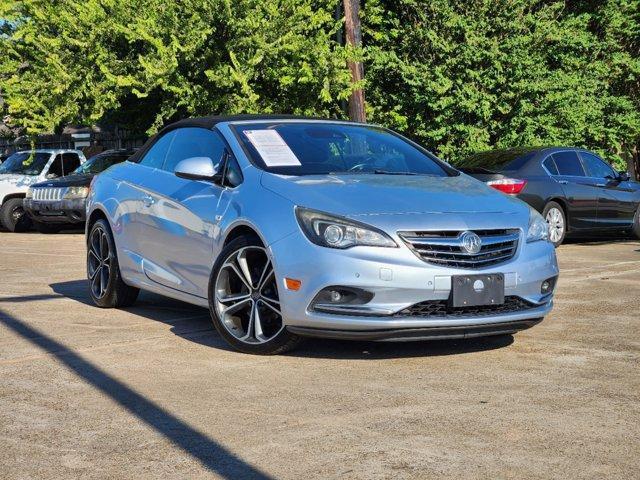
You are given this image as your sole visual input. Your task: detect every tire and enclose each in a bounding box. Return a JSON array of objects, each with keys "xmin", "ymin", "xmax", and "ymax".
[
  {"xmin": 87, "ymin": 219, "xmax": 139, "ymax": 308},
  {"xmin": 543, "ymin": 201, "xmax": 566, "ymax": 247},
  {"xmin": 208, "ymin": 234, "xmax": 302, "ymax": 355},
  {"xmin": 632, "ymin": 205, "xmax": 640, "ymax": 240},
  {"xmin": 0, "ymin": 198, "xmax": 32, "ymax": 232},
  {"xmin": 34, "ymin": 222, "xmax": 62, "ymax": 234}
]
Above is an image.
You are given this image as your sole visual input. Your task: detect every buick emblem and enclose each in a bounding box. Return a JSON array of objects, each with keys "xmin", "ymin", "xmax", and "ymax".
[{"xmin": 460, "ymin": 231, "xmax": 482, "ymax": 254}]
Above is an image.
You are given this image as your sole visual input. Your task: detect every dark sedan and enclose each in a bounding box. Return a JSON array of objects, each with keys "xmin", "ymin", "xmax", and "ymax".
[
  {"xmin": 459, "ymin": 147, "xmax": 640, "ymax": 246},
  {"xmin": 24, "ymin": 149, "xmax": 134, "ymax": 233}
]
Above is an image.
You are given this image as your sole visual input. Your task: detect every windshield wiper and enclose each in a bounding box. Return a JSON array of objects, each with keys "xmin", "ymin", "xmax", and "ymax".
[
  {"xmin": 373, "ymin": 169, "xmax": 418, "ymax": 175},
  {"xmin": 326, "ymin": 170, "xmax": 419, "ymax": 176}
]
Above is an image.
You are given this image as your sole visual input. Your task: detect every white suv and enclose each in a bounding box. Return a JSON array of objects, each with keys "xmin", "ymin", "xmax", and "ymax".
[{"xmin": 0, "ymin": 149, "xmax": 86, "ymax": 231}]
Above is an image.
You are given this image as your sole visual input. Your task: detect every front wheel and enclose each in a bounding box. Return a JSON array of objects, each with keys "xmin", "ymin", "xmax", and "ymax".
[
  {"xmin": 0, "ymin": 198, "xmax": 32, "ymax": 232},
  {"xmin": 87, "ymin": 219, "xmax": 139, "ymax": 308},
  {"xmin": 208, "ymin": 234, "xmax": 302, "ymax": 354},
  {"xmin": 543, "ymin": 201, "xmax": 566, "ymax": 247}
]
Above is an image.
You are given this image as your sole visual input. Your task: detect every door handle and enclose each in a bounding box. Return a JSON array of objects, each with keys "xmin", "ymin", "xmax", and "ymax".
[
  {"xmin": 142, "ymin": 194, "xmax": 155, "ymax": 207},
  {"xmin": 558, "ymin": 180, "xmax": 568, "ymax": 185},
  {"xmin": 596, "ymin": 183, "xmax": 606, "ymax": 187}
]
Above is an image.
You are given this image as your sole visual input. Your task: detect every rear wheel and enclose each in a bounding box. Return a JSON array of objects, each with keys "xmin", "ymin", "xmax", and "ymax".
[
  {"xmin": 208, "ymin": 234, "xmax": 302, "ymax": 354},
  {"xmin": 87, "ymin": 219, "xmax": 139, "ymax": 308},
  {"xmin": 543, "ymin": 201, "xmax": 566, "ymax": 247},
  {"xmin": 0, "ymin": 198, "xmax": 32, "ymax": 232}
]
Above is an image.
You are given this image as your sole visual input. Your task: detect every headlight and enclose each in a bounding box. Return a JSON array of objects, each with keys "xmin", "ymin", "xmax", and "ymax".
[
  {"xmin": 25, "ymin": 187, "xmax": 33, "ymax": 199},
  {"xmin": 63, "ymin": 186, "xmax": 89, "ymax": 199},
  {"xmin": 527, "ymin": 208, "xmax": 549, "ymax": 243},
  {"xmin": 296, "ymin": 207, "xmax": 397, "ymax": 249}
]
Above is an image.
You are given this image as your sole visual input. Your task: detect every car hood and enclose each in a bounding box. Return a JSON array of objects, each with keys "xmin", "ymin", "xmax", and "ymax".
[
  {"xmin": 31, "ymin": 174, "xmax": 93, "ymax": 188},
  {"xmin": 0, "ymin": 174, "xmax": 41, "ymax": 200},
  {"xmin": 261, "ymin": 172, "xmax": 529, "ymax": 217}
]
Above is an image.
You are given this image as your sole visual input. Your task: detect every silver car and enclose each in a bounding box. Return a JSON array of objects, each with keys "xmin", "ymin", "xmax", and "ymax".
[{"xmin": 86, "ymin": 116, "xmax": 558, "ymax": 354}]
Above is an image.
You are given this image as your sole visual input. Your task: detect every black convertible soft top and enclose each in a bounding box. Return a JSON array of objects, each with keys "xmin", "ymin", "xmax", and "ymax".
[{"xmin": 128, "ymin": 114, "xmax": 343, "ymax": 163}]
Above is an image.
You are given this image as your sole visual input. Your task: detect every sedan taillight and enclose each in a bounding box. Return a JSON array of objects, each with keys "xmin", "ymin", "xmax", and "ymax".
[{"xmin": 486, "ymin": 178, "xmax": 527, "ymax": 194}]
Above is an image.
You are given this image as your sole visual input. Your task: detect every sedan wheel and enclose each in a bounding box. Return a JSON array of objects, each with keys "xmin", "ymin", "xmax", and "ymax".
[
  {"xmin": 543, "ymin": 202, "xmax": 566, "ymax": 247},
  {"xmin": 88, "ymin": 225, "xmax": 112, "ymax": 300},
  {"xmin": 209, "ymin": 235, "xmax": 301, "ymax": 354},
  {"xmin": 214, "ymin": 246, "xmax": 284, "ymax": 344},
  {"xmin": 86, "ymin": 219, "xmax": 139, "ymax": 308}
]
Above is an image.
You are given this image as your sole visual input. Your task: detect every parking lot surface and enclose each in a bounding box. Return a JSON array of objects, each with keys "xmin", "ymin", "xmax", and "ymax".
[{"xmin": 0, "ymin": 232, "xmax": 638, "ymax": 479}]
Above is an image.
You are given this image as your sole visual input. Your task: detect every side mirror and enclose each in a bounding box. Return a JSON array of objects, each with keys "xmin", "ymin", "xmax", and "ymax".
[
  {"xmin": 174, "ymin": 157, "xmax": 221, "ymax": 182},
  {"xmin": 618, "ymin": 171, "xmax": 631, "ymax": 181}
]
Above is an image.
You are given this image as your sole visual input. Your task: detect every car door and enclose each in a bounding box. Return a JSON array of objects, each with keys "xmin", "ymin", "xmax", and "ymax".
[
  {"xmin": 548, "ymin": 150, "xmax": 599, "ymax": 230},
  {"xmin": 579, "ymin": 151, "xmax": 636, "ymax": 227},
  {"xmin": 114, "ymin": 130, "xmax": 176, "ymax": 286},
  {"xmin": 135, "ymin": 127, "xmax": 229, "ymax": 299}
]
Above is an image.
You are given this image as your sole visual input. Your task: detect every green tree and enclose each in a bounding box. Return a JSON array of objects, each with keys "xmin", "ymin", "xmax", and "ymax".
[
  {"xmin": 0, "ymin": 0, "xmax": 351, "ymax": 135},
  {"xmin": 363, "ymin": 0, "xmax": 640, "ymax": 170},
  {"xmin": 1, "ymin": 0, "xmax": 639, "ymax": 174}
]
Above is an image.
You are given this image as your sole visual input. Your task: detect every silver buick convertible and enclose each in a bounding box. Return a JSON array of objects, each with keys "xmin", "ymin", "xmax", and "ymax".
[{"xmin": 86, "ymin": 115, "xmax": 558, "ymax": 354}]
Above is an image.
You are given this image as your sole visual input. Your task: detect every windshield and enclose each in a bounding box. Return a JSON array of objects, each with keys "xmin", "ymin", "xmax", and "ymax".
[
  {"xmin": 233, "ymin": 122, "xmax": 453, "ymax": 176},
  {"xmin": 458, "ymin": 149, "xmax": 538, "ymax": 173},
  {"xmin": 73, "ymin": 152, "xmax": 129, "ymax": 174},
  {"xmin": 0, "ymin": 152, "xmax": 51, "ymax": 175}
]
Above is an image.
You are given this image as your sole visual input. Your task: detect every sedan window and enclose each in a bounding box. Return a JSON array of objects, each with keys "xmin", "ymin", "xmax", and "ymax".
[
  {"xmin": 139, "ymin": 131, "xmax": 175, "ymax": 169},
  {"xmin": 163, "ymin": 127, "xmax": 226, "ymax": 173},
  {"xmin": 580, "ymin": 152, "xmax": 615, "ymax": 179},
  {"xmin": 459, "ymin": 149, "xmax": 537, "ymax": 173},
  {"xmin": 552, "ymin": 151, "xmax": 585, "ymax": 176},
  {"xmin": 542, "ymin": 157, "xmax": 559, "ymax": 175}
]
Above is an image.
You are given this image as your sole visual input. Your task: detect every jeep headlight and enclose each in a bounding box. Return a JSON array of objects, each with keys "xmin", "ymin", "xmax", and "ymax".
[
  {"xmin": 63, "ymin": 186, "xmax": 89, "ymax": 199},
  {"xmin": 25, "ymin": 187, "xmax": 33, "ymax": 199},
  {"xmin": 296, "ymin": 207, "xmax": 397, "ymax": 249},
  {"xmin": 527, "ymin": 208, "xmax": 549, "ymax": 243}
]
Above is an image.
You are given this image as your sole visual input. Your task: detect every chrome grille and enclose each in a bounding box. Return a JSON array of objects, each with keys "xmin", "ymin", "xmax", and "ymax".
[
  {"xmin": 399, "ymin": 229, "xmax": 520, "ymax": 268},
  {"xmin": 32, "ymin": 187, "xmax": 66, "ymax": 201}
]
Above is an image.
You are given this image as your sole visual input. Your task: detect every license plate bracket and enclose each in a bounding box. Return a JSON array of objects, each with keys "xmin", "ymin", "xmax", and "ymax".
[{"xmin": 451, "ymin": 273, "xmax": 505, "ymax": 308}]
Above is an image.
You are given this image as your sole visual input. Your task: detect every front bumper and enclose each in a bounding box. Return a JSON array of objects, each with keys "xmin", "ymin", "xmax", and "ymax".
[
  {"xmin": 269, "ymin": 230, "xmax": 558, "ymax": 336},
  {"xmin": 24, "ymin": 198, "xmax": 87, "ymax": 224},
  {"xmin": 288, "ymin": 317, "xmax": 544, "ymax": 341}
]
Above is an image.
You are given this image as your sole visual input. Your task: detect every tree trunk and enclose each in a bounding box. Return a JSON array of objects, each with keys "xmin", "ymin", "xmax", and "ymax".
[
  {"xmin": 343, "ymin": 0, "xmax": 366, "ymax": 123},
  {"xmin": 625, "ymin": 143, "xmax": 639, "ymax": 181}
]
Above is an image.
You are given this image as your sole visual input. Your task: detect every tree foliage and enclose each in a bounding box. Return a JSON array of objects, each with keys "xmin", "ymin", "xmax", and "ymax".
[
  {"xmin": 364, "ymin": 0, "xmax": 640, "ymax": 169},
  {"xmin": 0, "ymin": 0, "xmax": 638, "ymax": 170},
  {"xmin": 0, "ymin": 0, "xmax": 352, "ymax": 133}
]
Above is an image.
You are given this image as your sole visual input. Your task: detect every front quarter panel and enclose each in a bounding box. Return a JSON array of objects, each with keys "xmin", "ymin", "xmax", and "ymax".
[{"xmin": 216, "ymin": 167, "xmax": 299, "ymax": 256}]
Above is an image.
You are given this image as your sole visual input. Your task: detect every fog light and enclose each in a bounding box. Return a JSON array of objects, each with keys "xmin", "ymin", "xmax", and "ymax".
[
  {"xmin": 310, "ymin": 286, "xmax": 374, "ymax": 312},
  {"xmin": 541, "ymin": 276, "xmax": 557, "ymax": 294}
]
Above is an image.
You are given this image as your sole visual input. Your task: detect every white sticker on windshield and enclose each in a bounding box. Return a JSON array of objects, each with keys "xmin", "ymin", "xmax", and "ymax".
[{"xmin": 244, "ymin": 129, "xmax": 301, "ymax": 167}]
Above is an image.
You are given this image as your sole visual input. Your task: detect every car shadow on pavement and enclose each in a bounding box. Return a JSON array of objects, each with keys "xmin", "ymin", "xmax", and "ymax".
[
  {"xmin": 0, "ymin": 306, "xmax": 274, "ymax": 480},
  {"xmin": 562, "ymin": 234, "xmax": 638, "ymax": 246},
  {"xmin": 42, "ymin": 280, "xmax": 515, "ymax": 359}
]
